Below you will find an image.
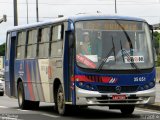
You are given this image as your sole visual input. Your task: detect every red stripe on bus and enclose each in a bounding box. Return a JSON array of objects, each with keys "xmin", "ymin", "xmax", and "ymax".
[
  {"xmin": 26, "ymin": 64, "xmax": 35, "ymax": 101},
  {"xmin": 71, "ymin": 75, "xmax": 93, "ymax": 82},
  {"xmin": 71, "ymin": 75, "xmax": 117, "ymax": 83}
]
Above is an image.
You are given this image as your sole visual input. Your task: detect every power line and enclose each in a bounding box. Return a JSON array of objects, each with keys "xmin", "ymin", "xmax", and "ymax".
[
  {"xmin": 4, "ymin": 15, "xmax": 160, "ymax": 19},
  {"xmin": 0, "ymin": 2, "xmax": 160, "ymax": 5},
  {"xmin": 3, "ymin": 16, "xmax": 56, "ymax": 19}
]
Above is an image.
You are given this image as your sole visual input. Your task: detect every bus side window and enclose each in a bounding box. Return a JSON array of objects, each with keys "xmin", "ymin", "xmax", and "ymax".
[
  {"xmin": 16, "ymin": 31, "xmax": 26, "ymax": 59},
  {"xmin": 38, "ymin": 27, "xmax": 50, "ymax": 58},
  {"xmin": 6, "ymin": 33, "xmax": 10, "ymax": 60},
  {"xmin": 26, "ymin": 29, "xmax": 38, "ymax": 58},
  {"xmin": 50, "ymin": 24, "xmax": 64, "ymax": 57}
]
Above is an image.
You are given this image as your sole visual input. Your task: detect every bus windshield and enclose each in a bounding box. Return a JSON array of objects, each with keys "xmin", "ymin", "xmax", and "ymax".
[{"xmin": 75, "ymin": 20, "xmax": 154, "ymax": 70}]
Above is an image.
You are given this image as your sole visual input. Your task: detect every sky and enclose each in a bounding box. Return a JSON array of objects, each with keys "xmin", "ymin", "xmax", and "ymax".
[{"xmin": 0, "ymin": 0, "xmax": 160, "ymax": 44}]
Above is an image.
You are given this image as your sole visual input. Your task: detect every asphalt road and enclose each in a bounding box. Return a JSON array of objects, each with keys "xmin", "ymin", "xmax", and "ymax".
[{"xmin": 0, "ymin": 95, "xmax": 160, "ymax": 120}]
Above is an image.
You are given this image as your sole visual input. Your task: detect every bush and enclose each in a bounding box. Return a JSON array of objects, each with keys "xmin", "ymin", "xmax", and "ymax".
[{"xmin": 156, "ymin": 55, "xmax": 160, "ymax": 67}]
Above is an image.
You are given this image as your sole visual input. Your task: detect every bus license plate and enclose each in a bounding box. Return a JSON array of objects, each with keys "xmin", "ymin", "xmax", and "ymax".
[{"xmin": 112, "ymin": 95, "xmax": 126, "ymax": 100}]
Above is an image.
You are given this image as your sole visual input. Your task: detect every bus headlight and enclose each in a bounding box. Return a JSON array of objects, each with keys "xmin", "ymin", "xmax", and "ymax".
[
  {"xmin": 78, "ymin": 82, "xmax": 84, "ymax": 87},
  {"xmin": 76, "ymin": 82, "xmax": 96, "ymax": 91},
  {"xmin": 149, "ymin": 82, "xmax": 155, "ymax": 88},
  {"xmin": 139, "ymin": 86, "xmax": 144, "ymax": 91},
  {"xmin": 144, "ymin": 85, "xmax": 149, "ymax": 89},
  {"xmin": 85, "ymin": 84, "xmax": 96, "ymax": 91},
  {"xmin": 138, "ymin": 81, "xmax": 155, "ymax": 91}
]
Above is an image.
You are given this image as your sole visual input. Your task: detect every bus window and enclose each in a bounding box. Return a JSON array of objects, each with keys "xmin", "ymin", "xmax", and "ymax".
[
  {"xmin": 26, "ymin": 29, "xmax": 37, "ymax": 58},
  {"xmin": 6, "ymin": 33, "xmax": 10, "ymax": 60},
  {"xmin": 38, "ymin": 27, "xmax": 50, "ymax": 58},
  {"xmin": 50, "ymin": 25, "xmax": 63, "ymax": 57},
  {"xmin": 16, "ymin": 31, "xmax": 26, "ymax": 59}
]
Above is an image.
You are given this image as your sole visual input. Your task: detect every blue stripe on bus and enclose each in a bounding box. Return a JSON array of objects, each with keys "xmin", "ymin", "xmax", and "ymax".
[{"xmin": 74, "ymin": 66, "xmax": 156, "ymax": 87}]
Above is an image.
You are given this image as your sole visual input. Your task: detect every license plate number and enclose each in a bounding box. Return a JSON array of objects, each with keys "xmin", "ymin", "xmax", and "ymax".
[{"xmin": 112, "ymin": 95, "xmax": 126, "ymax": 100}]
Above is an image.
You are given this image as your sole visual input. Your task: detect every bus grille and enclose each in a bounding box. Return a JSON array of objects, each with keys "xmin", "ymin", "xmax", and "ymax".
[{"xmin": 97, "ymin": 85, "xmax": 139, "ymax": 93}]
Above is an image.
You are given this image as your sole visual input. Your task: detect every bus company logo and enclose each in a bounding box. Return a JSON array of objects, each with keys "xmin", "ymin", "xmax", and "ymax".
[{"xmin": 115, "ymin": 86, "xmax": 121, "ymax": 93}]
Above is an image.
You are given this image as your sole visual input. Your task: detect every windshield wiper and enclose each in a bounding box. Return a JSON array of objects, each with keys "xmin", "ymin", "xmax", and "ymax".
[
  {"xmin": 115, "ymin": 20, "xmax": 133, "ymax": 49},
  {"xmin": 120, "ymin": 40, "xmax": 125, "ymax": 63},
  {"xmin": 97, "ymin": 37, "xmax": 115, "ymax": 71},
  {"xmin": 122, "ymin": 49, "xmax": 141, "ymax": 73},
  {"xmin": 115, "ymin": 20, "xmax": 141, "ymax": 73}
]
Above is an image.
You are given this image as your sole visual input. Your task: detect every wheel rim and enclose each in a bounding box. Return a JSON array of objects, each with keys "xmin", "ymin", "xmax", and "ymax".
[{"xmin": 57, "ymin": 88, "xmax": 64, "ymax": 112}]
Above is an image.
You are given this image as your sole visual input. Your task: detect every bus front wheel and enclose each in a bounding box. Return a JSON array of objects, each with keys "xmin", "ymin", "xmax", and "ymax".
[
  {"xmin": 56, "ymin": 84, "xmax": 69, "ymax": 115},
  {"xmin": 120, "ymin": 105, "xmax": 135, "ymax": 115}
]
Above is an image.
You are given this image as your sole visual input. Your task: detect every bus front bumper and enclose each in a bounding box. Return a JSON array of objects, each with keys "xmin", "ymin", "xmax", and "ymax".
[{"xmin": 75, "ymin": 86, "xmax": 155, "ymax": 105}]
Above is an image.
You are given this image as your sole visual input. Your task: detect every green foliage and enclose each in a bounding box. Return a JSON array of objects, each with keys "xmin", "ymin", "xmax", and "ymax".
[
  {"xmin": 154, "ymin": 31, "xmax": 160, "ymax": 66},
  {"xmin": 0, "ymin": 43, "xmax": 5, "ymax": 56},
  {"xmin": 153, "ymin": 31, "xmax": 160, "ymax": 54},
  {"xmin": 156, "ymin": 55, "xmax": 160, "ymax": 67}
]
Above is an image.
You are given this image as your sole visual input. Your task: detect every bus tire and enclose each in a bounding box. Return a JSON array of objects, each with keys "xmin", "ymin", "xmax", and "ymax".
[
  {"xmin": 17, "ymin": 82, "xmax": 29, "ymax": 109},
  {"xmin": 56, "ymin": 84, "xmax": 69, "ymax": 115},
  {"xmin": 0, "ymin": 92, "xmax": 4, "ymax": 96},
  {"xmin": 18, "ymin": 82, "xmax": 40, "ymax": 110},
  {"xmin": 120, "ymin": 105, "xmax": 135, "ymax": 115}
]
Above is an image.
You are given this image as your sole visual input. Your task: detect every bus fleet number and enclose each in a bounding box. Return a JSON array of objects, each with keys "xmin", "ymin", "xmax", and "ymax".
[{"xmin": 134, "ymin": 77, "xmax": 146, "ymax": 82}]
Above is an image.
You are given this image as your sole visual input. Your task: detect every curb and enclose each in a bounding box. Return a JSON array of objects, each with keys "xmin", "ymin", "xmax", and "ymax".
[{"xmin": 137, "ymin": 103, "xmax": 160, "ymax": 111}]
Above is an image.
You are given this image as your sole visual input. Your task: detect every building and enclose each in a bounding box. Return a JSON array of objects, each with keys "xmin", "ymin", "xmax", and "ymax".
[{"xmin": 153, "ymin": 23, "xmax": 160, "ymax": 33}]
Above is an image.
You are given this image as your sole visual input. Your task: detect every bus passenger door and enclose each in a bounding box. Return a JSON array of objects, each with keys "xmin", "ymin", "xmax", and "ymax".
[
  {"xmin": 64, "ymin": 29, "xmax": 75, "ymax": 103},
  {"xmin": 5, "ymin": 32, "xmax": 17, "ymax": 97}
]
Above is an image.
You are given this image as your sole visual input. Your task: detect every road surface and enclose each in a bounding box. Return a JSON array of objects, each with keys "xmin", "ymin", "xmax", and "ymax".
[{"xmin": 0, "ymin": 95, "xmax": 160, "ymax": 120}]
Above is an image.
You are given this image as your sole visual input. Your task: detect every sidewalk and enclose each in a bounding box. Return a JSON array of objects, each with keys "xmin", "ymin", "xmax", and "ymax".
[{"xmin": 138, "ymin": 81, "xmax": 160, "ymax": 111}]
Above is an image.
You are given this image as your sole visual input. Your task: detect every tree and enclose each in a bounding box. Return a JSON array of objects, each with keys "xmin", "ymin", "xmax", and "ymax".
[
  {"xmin": 0, "ymin": 43, "xmax": 5, "ymax": 56},
  {"xmin": 153, "ymin": 31, "xmax": 160, "ymax": 54},
  {"xmin": 153, "ymin": 31, "xmax": 160, "ymax": 66}
]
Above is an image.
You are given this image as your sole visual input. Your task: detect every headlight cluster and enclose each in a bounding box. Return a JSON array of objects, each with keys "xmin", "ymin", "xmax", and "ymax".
[
  {"xmin": 139, "ymin": 81, "xmax": 155, "ymax": 91},
  {"xmin": 76, "ymin": 81, "xmax": 97, "ymax": 91}
]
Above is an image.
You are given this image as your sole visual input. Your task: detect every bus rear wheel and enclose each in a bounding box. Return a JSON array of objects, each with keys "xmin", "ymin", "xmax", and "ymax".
[
  {"xmin": 0, "ymin": 92, "xmax": 4, "ymax": 96},
  {"xmin": 120, "ymin": 105, "xmax": 135, "ymax": 115},
  {"xmin": 18, "ymin": 82, "xmax": 29, "ymax": 109},
  {"xmin": 18, "ymin": 82, "xmax": 39, "ymax": 110},
  {"xmin": 56, "ymin": 84, "xmax": 69, "ymax": 115}
]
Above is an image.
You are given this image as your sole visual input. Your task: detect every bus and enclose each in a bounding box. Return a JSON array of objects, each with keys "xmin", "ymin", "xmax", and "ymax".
[{"xmin": 5, "ymin": 14, "xmax": 156, "ymax": 115}]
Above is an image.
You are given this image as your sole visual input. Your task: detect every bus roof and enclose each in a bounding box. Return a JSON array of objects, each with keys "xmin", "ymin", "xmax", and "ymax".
[
  {"xmin": 7, "ymin": 14, "xmax": 147, "ymax": 32},
  {"xmin": 69, "ymin": 14, "xmax": 146, "ymax": 22}
]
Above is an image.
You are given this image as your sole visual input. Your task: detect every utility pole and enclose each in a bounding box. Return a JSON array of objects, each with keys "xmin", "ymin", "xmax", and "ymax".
[
  {"xmin": 13, "ymin": 0, "xmax": 18, "ymax": 26},
  {"xmin": 36, "ymin": 0, "xmax": 39, "ymax": 22},
  {"xmin": 115, "ymin": 0, "xmax": 117, "ymax": 14},
  {"xmin": 26, "ymin": 0, "xmax": 29, "ymax": 24}
]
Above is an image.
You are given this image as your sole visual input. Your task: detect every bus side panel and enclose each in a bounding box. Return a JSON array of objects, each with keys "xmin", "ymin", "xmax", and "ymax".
[
  {"xmin": 14, "ymin": 60, "xmax": 25, "ymax": 98},
  {"xmin": 20, "ymin": 59, "xmax": 40, "ymax": 101},
  {"xmin": 15, "ymin": 58, "xmax": 55, "ymax": 102},
  {"xmin": 37, "ymin": 59, "xmax": 52, "ymax": 102}
]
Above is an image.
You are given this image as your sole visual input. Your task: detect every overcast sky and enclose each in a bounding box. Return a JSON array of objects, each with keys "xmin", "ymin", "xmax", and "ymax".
[{"xmin": 0, "ymin": 0, "xmax": 160, "ymax": 44}]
